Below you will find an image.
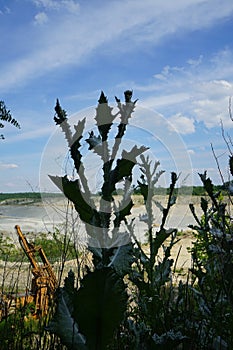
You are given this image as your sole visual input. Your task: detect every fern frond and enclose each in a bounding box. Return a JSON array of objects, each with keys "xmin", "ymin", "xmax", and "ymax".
[{"xmin": 0, "ymin": 101, "xmax": 20, "ymax": 129}]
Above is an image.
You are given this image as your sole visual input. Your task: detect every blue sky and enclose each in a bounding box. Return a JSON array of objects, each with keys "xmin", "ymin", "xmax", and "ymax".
[{"xmin": 1, "ymin": 0, "xmax": 233, "ymax": 193}]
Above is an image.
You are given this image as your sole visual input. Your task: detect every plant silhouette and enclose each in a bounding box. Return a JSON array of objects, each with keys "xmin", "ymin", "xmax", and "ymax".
[{"xmin": 48, "ymin": 90, "xmax": 148, "ymax": 349}]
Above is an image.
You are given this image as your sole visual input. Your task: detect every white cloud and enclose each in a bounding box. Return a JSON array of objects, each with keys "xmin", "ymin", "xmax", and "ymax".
[
  {"xmin": 193, "ymin": 97, "xmax": 229, "ymax": 128},
  {"xmin": 34, "ymin": 12, "xmax": 48, "ymax": 25},
  {"xmin": 7, "ymin": 125, "xmax": 55, "ymax": 143},
  {"xmin": 4, "ymin": 182, "xmax": 18, "ymax": 188},
  {"xmin": 116, "ymin": 0, "xmax": 233, "ymax": 46},
  {"xmin": 187, "ymin": 55, "xmax": 203, "ymax": 67},
  {"xmin": 141, "ymin": 93, "xmax": 191, "ymax": 109},
  {"xmin": 0, "ymin": 163, "xmax": 18, "ymax": 170},
  {"xmin": 134, "ymin": 48, "xmax": 233, "ymax": 130},
  {"xmin": 62, "ymin": 0, "xmax": 80, "ymax": 13},
  {"xmin": 32, "ymin": 0, "xmax": 80, "ymax": 13},
  {"xmin": 1, "ymin": 0, "xmax": 233, "ymax": 92},
  {"xmin": 168, "ymin": 113, "xmax": 195, "ymax": 134},
  {"xmin": 33, "ymin": 0, "xmax": 60, "ymax": 10},
  {"xmin": 0, "ymin": 6, "xmax": 11, "ymax": 15}
]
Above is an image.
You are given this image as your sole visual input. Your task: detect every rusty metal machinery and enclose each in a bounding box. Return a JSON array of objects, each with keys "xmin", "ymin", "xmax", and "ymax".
[
  {"xmin": 14, "ymin": 225, "xmax": 58, "ymax": 317},
  {"xmin": 0, "ymin": 225, "xmax": 58, "ymax": 320}
]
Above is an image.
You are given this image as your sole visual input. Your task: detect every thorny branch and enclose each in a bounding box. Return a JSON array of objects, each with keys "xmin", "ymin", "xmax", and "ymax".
[{"xmin": 229, "ymin": 96, "xmax": 233, "ymax": 122}]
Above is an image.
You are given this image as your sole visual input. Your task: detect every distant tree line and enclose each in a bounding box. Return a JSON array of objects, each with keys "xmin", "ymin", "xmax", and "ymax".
[
  {"xmin": 133, "ymin": 184, "xmax": 231, "ymax": 196},
  {"xmin": 1, "ymin": 184, "xmax": 230, "ymax": 204},
  {"xmin": 0, "ymin": 192, "xmax": 63, "ymax": 203}
]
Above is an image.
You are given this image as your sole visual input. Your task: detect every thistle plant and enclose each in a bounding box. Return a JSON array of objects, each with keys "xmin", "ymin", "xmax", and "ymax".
[
  {"xmin": 49, "ymin": 90, "xmax": 148, "ymax": 251},
  {"xmin": 47, "ymin": 90, "xmax": 148, "ymax": 349}
]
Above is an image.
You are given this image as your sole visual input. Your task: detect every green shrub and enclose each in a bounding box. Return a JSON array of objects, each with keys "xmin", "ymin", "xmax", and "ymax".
[{"xmin": 188, "ymin": 172, "xmax": 233, "ymax": 349}]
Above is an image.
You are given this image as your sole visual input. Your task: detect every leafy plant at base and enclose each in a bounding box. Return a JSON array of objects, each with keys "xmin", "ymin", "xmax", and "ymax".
[
  {"xmin": 47, "ymin": 91, "xmax": 148, "ymax": 349},
  {"xmin": 0, "ymin": 229, "xmax": 78, "ymax": 263},
  {"xmin": 46, "ymin": 270, "xmax": 86, "ymax": 349},
  {"xmin": 188, "ymin": 171, "xmax": 233, "ymax": 349},
  {"xmin": 0, "ymin": 232, "xmax": 24, "ymax": 261},
  {"xmin": 74, "ymin": 268, "xmax": 127, "ymax": 350},
  {"xmin": 184, "ymin": 101, "xmax": 233, "ymax": 349}
]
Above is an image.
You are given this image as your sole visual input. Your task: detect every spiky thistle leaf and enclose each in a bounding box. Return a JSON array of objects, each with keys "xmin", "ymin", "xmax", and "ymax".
[
  {"xmin": 54, "ymin": 99, "xmax": 67, "ymax": 125},
  {"xmin": 49, "ymin": 175, "xmax": 101, "ymax": 226},
  {"xmin": 70, "ymin": 118, "xmax": 86, "ymax": 173},
  {"xmin": 74, "ymin": 268, "xmax": 127, "ymax": 350},
  {"xmin": 95, "ymin": 91, "xmax": 116, "ymax": 141},
  {"xmin": 102, "ymin": 145, "xmax": 148, "ymax": 200},
  {"xmin": 114, "ymin": 198, "xmax": 134, "ymax": 227},
  {"xmin": 229, "ymin": 155, "xmax": 233, "ymax": 177},
  {"xmin": 46, "ymin": 271, "xmax": 86, "ymax": 350},
  {"xmin": 54, "ymin": 99, "xmax": 73, "ymax": 146},
  {"xmin": 85, "ymin": 131, "xmax": 102, "ymax": 150},
  {"xmin": 108, "ymin": 243, "xmax": 134, "ymax": 275}
]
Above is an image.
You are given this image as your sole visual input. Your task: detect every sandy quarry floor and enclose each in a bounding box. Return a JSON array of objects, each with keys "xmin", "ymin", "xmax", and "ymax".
[
  {"xmin": 0, "ymin": 195, "xmax": 216, "ymax": 292},
  {"xmin": 0, "ymin": 231, "xmax": 194, "ymax": 295}
]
